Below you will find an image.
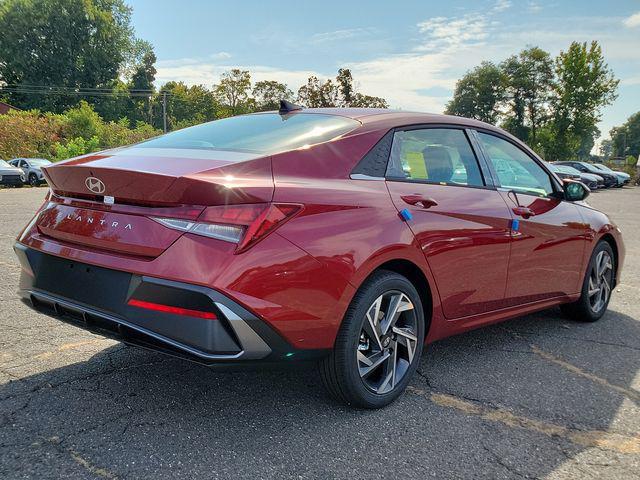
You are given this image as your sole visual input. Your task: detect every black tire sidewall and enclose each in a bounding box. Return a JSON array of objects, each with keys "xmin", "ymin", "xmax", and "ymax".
[
  {"xmin": 337, "ymin": 271, "xmax": 425, "ymax": 408},
  {"xmin": 579, "ymin": 241, "xmax": 615, "ymax": 321},
  {"xmin": 28, "ymin": 174, "xmax": 38, "ymax": 186}
]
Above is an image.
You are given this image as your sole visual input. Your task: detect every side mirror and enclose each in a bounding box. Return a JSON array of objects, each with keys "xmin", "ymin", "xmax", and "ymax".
[{"xmin": 563, "ymin": 180, "xmax": 589, "ymax": 201}]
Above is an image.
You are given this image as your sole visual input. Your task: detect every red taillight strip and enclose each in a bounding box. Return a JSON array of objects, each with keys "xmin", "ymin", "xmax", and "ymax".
[{"xmin": 127, "ymin": 298, "xmax": 217, "ymax": 320}]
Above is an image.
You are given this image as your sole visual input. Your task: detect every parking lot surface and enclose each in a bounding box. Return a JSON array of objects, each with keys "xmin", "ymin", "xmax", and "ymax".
[{"xmin": 1, "ymin": 186, "xmax": 639, "ymax": 479}]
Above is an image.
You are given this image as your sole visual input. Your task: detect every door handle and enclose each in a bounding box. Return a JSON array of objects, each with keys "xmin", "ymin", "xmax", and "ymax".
[
  {"xmin": 401, "ymin": 194, "xmax": 438, "ymax": 209},
  {"xmin": 512, "ymin": 206, "xmax": 535, "ymax": 219}
]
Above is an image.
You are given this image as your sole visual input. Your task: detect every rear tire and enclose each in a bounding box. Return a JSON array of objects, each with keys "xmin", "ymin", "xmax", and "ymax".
[
  {"xmin": 560, "ymin": 241, "xmax": 615, "ymax": 322},
  {"xmin": 319, "ymin": 270, "xmax": 425, "ymax": 408}
]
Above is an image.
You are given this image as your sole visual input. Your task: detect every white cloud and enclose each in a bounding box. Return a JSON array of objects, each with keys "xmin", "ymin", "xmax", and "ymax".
[
  {"xmin": 492, "ymin": 0, "xmax": 512, "ymax": 12},
  {"xmin": 621, "ymin": 76, "xmax": 640, "ymax": 86},
  {"xmin": 416, "ymin": 14, "xmax": 490, "ymax": 51},
  {"xmin": 527, "ymin": 2, "xmax": 542, "ymax": 13},
  {"xmin": 623, "ymin": 12, "xmax": 640, "ymax": 28},
  {"xmin": 156, "ymin": 58, "xmax": 320, "ymax": 90},
  {"xmin": 210, "ymin": 52, "xmax": 231, "ymax": 60},
  {"xmin": 310, "ymin": 28, "xmax": 376, "ymax": 44}
]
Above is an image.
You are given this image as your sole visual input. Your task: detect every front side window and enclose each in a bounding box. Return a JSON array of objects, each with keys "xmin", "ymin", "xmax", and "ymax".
[
  {"xmin": 386, "ymin": 128, "xmax": 484, "ymax": 187},
  {"xmin": 478, "ymin": 133, "xmax": 553, "ymax": 196},
  {"xmin": 138, "ymin": 113, "xmax": 359, "ymax": 156}
]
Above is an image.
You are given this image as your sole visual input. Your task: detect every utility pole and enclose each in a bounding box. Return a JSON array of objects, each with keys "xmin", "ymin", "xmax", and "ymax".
[{"xmin": 162, "ymin": 92, "xmax": 167, "ymax": 133}]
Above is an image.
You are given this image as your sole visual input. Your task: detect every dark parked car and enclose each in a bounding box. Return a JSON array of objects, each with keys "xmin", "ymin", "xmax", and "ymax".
[
  {"xmin": 592, "ymin": 163, "xmax": 630, "ymax": 186},
  {"xmin": 555, "ymin": 161, "xmax": 619, "ymax": 188},
  {"xmin": 0, "ymin": 159, "xmax": 26, "ymax": 186},
  {"xmin": 548, "ymin": 163, "xmax": 601, "ymax": 190},
  {"xmin": 547, "ymin": 163, "xmax": 580, "ymax": 180},
  {"xmin": 9, "ymin": 158, "xmax": 52, "ymax": 186},
  {"xmin": 15, "ymin": 105, "xmax": 625, "ymax": 408}
]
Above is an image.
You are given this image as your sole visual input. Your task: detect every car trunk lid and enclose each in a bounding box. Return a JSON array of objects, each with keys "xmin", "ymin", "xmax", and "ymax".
[{"xmin": 35, "ymin": 146, "xmax": 274, "ymax": 257}]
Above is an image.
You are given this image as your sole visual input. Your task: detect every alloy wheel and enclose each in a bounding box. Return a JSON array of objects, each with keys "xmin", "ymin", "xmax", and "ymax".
[
  {"xmin": 588, "ymin": 250, "xmax": 613, "ymax": 313},
  {"xmin": 357, "ymin": 291, "xmax": 418, "ymax": 394}
]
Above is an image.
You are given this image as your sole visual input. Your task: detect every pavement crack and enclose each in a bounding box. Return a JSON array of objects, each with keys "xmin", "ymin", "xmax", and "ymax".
[
  {"xmin": 44, "ymin": 437, "xmax": 118, "ymax": 479},
  {"xmin": 407, "ymin": 386, "xmax": 640, "ymax": 455},
  {"xmin": 482, "ymin": 443, "xmax": 532, "ymax": 479}
]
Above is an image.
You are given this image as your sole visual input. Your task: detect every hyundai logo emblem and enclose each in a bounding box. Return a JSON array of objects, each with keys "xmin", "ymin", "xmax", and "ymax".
[{"xmin": 85, "ymin": 177, "xmax": 106, "ymax": 194}]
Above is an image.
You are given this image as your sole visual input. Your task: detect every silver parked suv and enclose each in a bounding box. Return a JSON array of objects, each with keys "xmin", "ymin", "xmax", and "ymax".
[{"xmin": 9, "ymin": 158, "xmax": 52, "ymax": 186}]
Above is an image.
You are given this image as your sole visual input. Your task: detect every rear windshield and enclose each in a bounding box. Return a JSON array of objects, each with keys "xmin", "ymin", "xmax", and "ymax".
[{"xmin": 138, "ymin": 113, "xmax": 360, "ymax": 154}]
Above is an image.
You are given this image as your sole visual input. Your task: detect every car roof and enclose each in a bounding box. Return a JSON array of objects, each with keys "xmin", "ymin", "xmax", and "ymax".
[{"xmin": 294, "ymin": 108, "xmax": 502, "ymax": 130}]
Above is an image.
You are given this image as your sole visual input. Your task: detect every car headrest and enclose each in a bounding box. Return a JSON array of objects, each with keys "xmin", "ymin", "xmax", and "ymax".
[{"xmin": 422, "ymin": 145, "xmax": 453, "ymax": 183}]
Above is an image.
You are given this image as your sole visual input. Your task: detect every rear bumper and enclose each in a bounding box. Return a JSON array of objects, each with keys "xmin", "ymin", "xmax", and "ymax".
[{"xmin": 15, "ymin": 244, "xmax": 327, "ymax": 366}]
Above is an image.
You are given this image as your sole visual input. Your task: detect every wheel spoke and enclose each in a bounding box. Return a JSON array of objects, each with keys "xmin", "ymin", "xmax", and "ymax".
[
  {"xmin": 381, "ymin": 293, "xmax": 413, "ymax": 335},
  {"xmin": 364, "ymin": 296, "xmax": 384, "ymax": 350},
  {"xmin": 358, "ymin": 350, "xmax": 389, "ymax": 378},
  {"xmin": 595, "ymin": 252, "xmax": 604, "ymax": 277},
  {"xmin": 378, "ymin": 347, "xmax": 397, "ymax": 394},
  {"xmin": 394, "ymin": 327, "xmax": 417, "ymax": 363},
  {"xmin": 602, "ymin": 276, "xmax": 611, "ymax": 301},
  {"xmin": 357, "ymin": 289, "xmax": 418, "ymax": 395},
  {"xmin": 588, "ymin": 276, "xmax": 600, "ymax": 297}
]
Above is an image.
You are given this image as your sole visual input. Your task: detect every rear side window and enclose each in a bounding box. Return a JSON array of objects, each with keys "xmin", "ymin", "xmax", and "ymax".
[
  {"xmin": 138, "ymin": 113, "xmax": 359, "ymax": 155},
  {"xmin": 386, "ymin": 128, "xmax": 484, "ymax": 187},
  {"xmin": 478, "ymin": 133, "xmax": 553, "ymax": 196}
]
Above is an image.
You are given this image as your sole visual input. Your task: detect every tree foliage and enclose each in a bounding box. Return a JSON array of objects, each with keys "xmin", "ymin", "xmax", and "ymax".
[
  {"xmin": 445, "ymin": 41, "xmax": 618, "ymax": 161},
  {"xmin": 214, "ymin": 69, "xmax": 253, "ymax": 115},
  {"xmin": 252, "ymin": 81, "xmax": 294, "ymax": 111},
  {"xmin": 445, "ymin": 62, "xmax": 506, "ymax": 124},
  {"xmin": 0, "ymin": 0, "xmax": 137, "ymax": 112},
  {"xmin": 609, "ymin": 111, "xmax": 640, "ymax": 159},
  {"xmin": 0, "ymin": 103, "xmax": 160, "ymax": 160},
  {"xmin": 296, "ymin": 69, "xmax": 388, "ymax": 108},
  {"xmin": 501, "ymin": 47, "xmax": 554, "ymax": 144},
  {"xmin": 544, "ymin": 41, "xmax": 618, "ymax": 160}
]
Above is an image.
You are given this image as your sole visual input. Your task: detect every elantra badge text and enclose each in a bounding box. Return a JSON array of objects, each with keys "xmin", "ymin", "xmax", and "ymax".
[{"xmin": 65, "ymin": 214, "xmax": 132, "ymax": 230}]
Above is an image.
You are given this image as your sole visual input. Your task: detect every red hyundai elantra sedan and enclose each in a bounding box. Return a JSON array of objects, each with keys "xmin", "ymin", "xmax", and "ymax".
[{"xmin": 15, "ymin": 102, "xmax": 624, "ymax": 408}]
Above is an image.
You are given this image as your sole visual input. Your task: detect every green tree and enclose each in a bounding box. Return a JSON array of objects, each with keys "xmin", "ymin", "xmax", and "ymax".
[
  {"xmin": 252, "ymin": 80, "xmax": 293, "ymax": 111},
  {"xmin": 546, "ymin": 41, "xmax": 618, "ymax": 160},
  {"xmin": 610, "ymin": 112, "xmax": 640, "ymax": 159},
  {"xmin": 445, "ymin": 62, "xmax": 506, "ymax": 124},
  {"xmin": 63, "ymin": 101, "xmax": 104, "ymax": 140},
  {"xmin": 350, "ymin": 93, "xmax": 388, "ymax": 108},
  {"xmin": 214, "ymin": 69, "xmax": 253, "ymax": 115},
  {"xmin": 0, "ymin": 0, "xmax": 137, "ymax": 112},
  {"xmin": 297, "ymin": 76, "xmax": 339, "ymax": 107},
  {"xmin": 599, "ymin": 138, "xmax": 613, "ymax": 158},
  {"xmin": 297, "ymin": 69, "xmax": 388, "ymax": 108},
  {"xmin": 501, "ymin": 47, "xmax": 554, "ymax": 143},
  {"xmin": 159, "ymin": 81, "xmax": 218, "ymax": 130},
  {"xmin": 127, "ymin": 49, "xmax": 157, "ymax": 125}
]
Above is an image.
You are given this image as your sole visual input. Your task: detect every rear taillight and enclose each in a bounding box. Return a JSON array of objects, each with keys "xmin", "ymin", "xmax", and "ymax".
[{"xmin": 151, "ymin": 203, "xmax": 302, "ymax": 253}]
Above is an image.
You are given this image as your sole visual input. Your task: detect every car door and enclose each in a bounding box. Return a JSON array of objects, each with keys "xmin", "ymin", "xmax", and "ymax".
[
  {"xmin": 476, "ymin": 132, "xmax": 589, "ymax": 305},
  {"xmin": 384, "ymin": 127, "xmax": 513, "ymax": 319},
  {"xmin": 18, "ymin": 160, "xmax": 29, "ymax": 175}
]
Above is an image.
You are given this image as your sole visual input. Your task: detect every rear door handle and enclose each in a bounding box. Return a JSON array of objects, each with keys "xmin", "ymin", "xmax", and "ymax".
[
  {"xmin": 512, "ymin": 206, "xmax": 535, "ymax": 219},
  {"xmin": 401, "ymin": 194, "xmax": 438, "ymax": 209}
]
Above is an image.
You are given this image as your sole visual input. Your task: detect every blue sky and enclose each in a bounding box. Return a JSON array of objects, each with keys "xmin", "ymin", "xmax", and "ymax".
[{"xmin": 130, "ymin": 0, "xmax": 640, "ymax": 146}]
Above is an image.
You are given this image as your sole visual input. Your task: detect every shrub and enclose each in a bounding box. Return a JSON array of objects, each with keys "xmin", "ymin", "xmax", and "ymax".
[
  {"xmin": 0, "ymin": 102, "xmax": 161, "ymax": 162},
  {"xmin": 54, "ymin": 136, "xmax": 101, "ymax": 160},
  {"xmin": 0, "ymin": 110, "xmax": 65, "ymax": 159}
]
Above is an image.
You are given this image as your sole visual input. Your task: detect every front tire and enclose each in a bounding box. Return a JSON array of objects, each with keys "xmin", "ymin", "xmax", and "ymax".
[
  {"xmin": 561, "ymin": 241, "xmax": 615, "ymax": 322},
  {"xmin": 319, "ymin": 270, "xmax": 425, "ymax": 408},
  {"xmin": 28, "ymin": 173, "xmax": 39, "ymax": 187}
]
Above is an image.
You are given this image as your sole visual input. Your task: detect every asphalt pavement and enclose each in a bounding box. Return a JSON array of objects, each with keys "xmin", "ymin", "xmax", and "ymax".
[{"xmin": 1, "ymin": 186, "xmax": 639, "ymax": 479}]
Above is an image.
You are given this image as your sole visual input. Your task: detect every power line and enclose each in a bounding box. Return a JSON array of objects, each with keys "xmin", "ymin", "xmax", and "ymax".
[
  {"xmin": 0, "ymin": 87, "xmax": 163, "ymax": 98},
  {"xmin": 1, "ymin": 83, "xmax": 156, "ymax": 93}
]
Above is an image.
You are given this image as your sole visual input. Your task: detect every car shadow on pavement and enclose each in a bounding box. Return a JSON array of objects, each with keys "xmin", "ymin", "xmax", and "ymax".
[{"xmin": 1, "ymin": 307, "xmax": 639, "ymax": 478}]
